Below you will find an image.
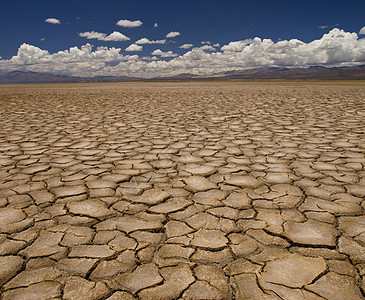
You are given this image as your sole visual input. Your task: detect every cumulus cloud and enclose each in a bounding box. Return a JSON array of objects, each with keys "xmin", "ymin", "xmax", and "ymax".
[
  {"xmin": 125, "ymin": 44, "xmax": 143, "ymax": 51},
  {"xmin": 116, "ymin": 19, "xmax": 143, "ymax": 27},
  {"xmin": 154, "ymin": 23, "xmax": 158, "ymax": 28},
  {"xmin": 0, "ymin": 43, "xmax": 134, "ymax": 74},
  {"xmin": 180, "ymin": 44, "xmax": 193, "ymax": 49},
  {"xmin": 79, "ymin": 31, "xmax": 105, "ymax": 40},
  {"xmin": 151, "ymin": 49, "xmax": 178, "ymax": 57},
  {"xmin": 45, "ymin": 18, "xmax": 60, "ymax": 24},
  {"xmin": 199, "ymin": 45, "xmax": 216, "ymax": 51},
  {"xmin": 79, "ymin": 31, "xmax": 130, "ymax": 41},
  {"xmin": 106, "ymin": 32, "xmax": 130, "ymax": 41},
  {"xmin": 1, "ymin": 28, "xmax": 365, "ymax": 78},
  {"xmin": 221, "ymin": 39, "xmax": 254, "ymax": 52},
  {"xmin": 135, "ymin": 38, "xmax": 166, "ymax": 44},
  {"xmin": 166, "ymin": 31, "xmax": 180, "ymax": 38},
  {"xmin": 319, "ymin": 25, "xmax": 329, "ymax": 29},
  {"xmin": 360, "ymin": 26, "xmax": 365, "ymax": 35}
]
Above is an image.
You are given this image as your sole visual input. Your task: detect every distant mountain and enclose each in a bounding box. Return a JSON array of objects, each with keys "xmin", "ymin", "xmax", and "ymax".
[
  {"xmin": 92, "ymin": 75, "xmax": 141, "ymax": 81},
  {"xmin": 152, "ymin": 73, "xmax": 200, "ymax": 80},
  {"xmin": 208, "ymin": 65, "xmax": 365, "ymax": 80},
  {"xmin": 0, "ymin": 71, "xmax": 87, "ymax": 84},
  {"xmin": 1, "ymin": 65, "xmax": 365, "ymax": 84},
  {"xmin": 0, "ymin": 71, "xmax": 139, "ymax": 84},
  {"xmin": 151, "ymin": 65, "xmax": 365, "ymax": 81}
]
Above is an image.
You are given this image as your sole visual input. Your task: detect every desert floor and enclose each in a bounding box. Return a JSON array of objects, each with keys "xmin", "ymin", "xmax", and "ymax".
[{"xmin": 1, "ymin": 81, "xmax": 365, "ymax": 299}]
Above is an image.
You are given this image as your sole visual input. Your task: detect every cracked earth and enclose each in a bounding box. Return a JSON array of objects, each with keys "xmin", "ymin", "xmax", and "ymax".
[{"xmin": 0, "ymin": 81, "xmax": 365, "ymax": 299}]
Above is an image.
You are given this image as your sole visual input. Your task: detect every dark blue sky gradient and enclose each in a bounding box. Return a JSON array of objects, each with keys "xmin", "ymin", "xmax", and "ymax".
[{"xmin": 0, "ymin": 0, "xmax": 364, "ymax": 59}]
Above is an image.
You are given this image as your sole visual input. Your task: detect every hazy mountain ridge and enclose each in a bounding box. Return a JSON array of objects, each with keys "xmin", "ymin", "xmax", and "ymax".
[
  {"xmin": 0, "ymin": 71, "xmax": 139, "ymax": 84},
  {"xmin": 1, "ymin": 65, "xmax": 365, "ymax": 84},
  {"xmin": 209, "ymin": 65, "xmax": 365, "ymax": 80},
  {"xmin": 0, "ymin": 71, "xmax": 89, "ymax": 84}
]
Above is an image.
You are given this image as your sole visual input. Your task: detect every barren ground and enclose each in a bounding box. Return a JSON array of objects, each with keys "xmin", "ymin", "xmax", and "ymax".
[{"xmin": 1, "ymin": 81, "xmax": 365, "ymax": 299}]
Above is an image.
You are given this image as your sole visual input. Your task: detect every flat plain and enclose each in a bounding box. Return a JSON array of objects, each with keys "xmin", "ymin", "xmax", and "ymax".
[{"xmin": 0, "ymin": 81, "xmax": 365, "ymax": 299}]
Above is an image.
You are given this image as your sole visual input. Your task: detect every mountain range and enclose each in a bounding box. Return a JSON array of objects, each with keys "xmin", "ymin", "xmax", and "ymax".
[
  {"xmin": 0, "ymin": 71, "xmax": 138, "ymax": 84},
  {"xmin": 0, "ymin": 65, "xmax": 364, "ymax": 84}
]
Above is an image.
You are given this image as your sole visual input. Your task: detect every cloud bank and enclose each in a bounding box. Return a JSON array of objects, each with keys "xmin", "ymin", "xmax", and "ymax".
[
  {"xmin": 45, "ymin": 18, "xmax": 61, "ymax": 24},
  {"xmin": 79, "ymin": 31, "xmax": 130, "ymax": 41},
  {"xmin": 1, "ymin": 28, "xmax": 365, "ymax": 78}
]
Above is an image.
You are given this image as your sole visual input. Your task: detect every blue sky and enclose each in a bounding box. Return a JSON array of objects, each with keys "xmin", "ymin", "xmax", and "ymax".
[{"xmin": 0, "ymin": 0, "xmax": 364, "ymax": 77}]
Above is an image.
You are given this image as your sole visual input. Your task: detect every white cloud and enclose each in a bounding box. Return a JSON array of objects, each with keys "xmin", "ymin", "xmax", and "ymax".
[
  {"xmin": 360, "ymin": 26, "xmax": 365, "ymax": 35},
  {"xmin": 221, "ymin": 39, "xmax": 253, "ymax": 52},
  {"xmin": 201, "ymin": 41, "xmax": 211, "ymax": 44},
  {"xmin": 0, "ymin": 43, "xmax": 139, "ymax": 75},
  {"xmin": 199, "ymin": 45, "xmax": 216, "ymax": 51},
  {"xmin": 125, "ymin": 44, "xmax": 143, "ymax": 51},
  {"xmin": 79, "ymin": 31, "xmax": 105, "ymax": 40},
  {"xmin": 106, "ymin": 31, "xmax": 130, "ymax": 41},
  {"xmin": 79, "ymin": 31, "xmax": 130, "ymax": 41},
  {"xmin": 1, "ymin": 28, "xmax": 365, "ymax": 78},
  {"xmin": 154, "ymin": 23, "xmax": 158, "ymax": 28},
  {"xmin": 180, "ymin": 44, "xmax": 193, "ymax": 49},
  {"xmin": 45, "ymin": 18, "xmax": 61, "ymax": 24},
  {"xmin": 213, "ymin": 43, "xmax": 220, "ymax": 47},
  {"xmin": 135, "ymin": 38, "xmax": 166, "ymax": 44},
  {"xmin": 166, "ymin": 31, "xmax": 180, "ymax": 38},
  {"xmin": 116, "ymin": 19, "xmax": 143, "ymax": 27},
  {"xmin": 151, "ymin": 49, "xmax": 178, "ymax": 57},
  {"xmin": 319, "ymin": 25, "xmax": 329, "ymax": 29}
]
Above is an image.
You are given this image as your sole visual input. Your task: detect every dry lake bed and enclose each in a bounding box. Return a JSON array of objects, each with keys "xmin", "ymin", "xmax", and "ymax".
[{"xmin": 0, "ymin": 81, "xmax": 365, "ymax": 299}]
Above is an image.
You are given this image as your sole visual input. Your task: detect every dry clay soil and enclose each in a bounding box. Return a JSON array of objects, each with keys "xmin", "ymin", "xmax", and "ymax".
[{"xmin": 0, "ymin": 81, "xmax": 365, "ymax": 300}]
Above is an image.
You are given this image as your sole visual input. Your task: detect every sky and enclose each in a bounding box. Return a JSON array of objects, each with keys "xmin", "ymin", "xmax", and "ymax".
[{"xmin": 0, "ymin": 0, "xmax": 364, "ymax": 77}]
